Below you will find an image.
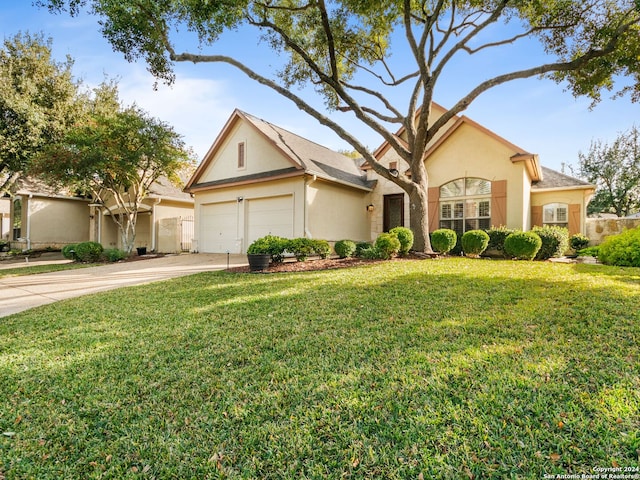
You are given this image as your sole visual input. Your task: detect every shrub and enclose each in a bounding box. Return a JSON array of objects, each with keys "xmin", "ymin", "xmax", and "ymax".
[
  {"xmin": 355, "ymin": 241, "xmax": 372, "ymax": 258},
  {"xmin": 73, "ymin": 241, "xmax": 104, "ymax": 263},
  {"xmin": 359, "ymin": 246, "xmax": 382, "ymax": 259},
  {"xmin": 287, "ymin": 237, "xmax": 315, "ymax": 262},
  {"xmin": 61, "ymin": 244, "xmax": 77, "ymax": 261},
  {"xmin": 461, "ymin": 230, "xmax": 490, "ymax": 257},
  {"xmin": 598, "ymin": 227, "xmax": 640, "ymax": 267},
  {"xmin": 389, "ymin": 227, "xmax": 414, "ymax": 256},
  {"xmin": 504, "ymin": 231, "xmax": 542, "ymax": 260},
  {"xmin": 102, "ymin": 248, "xmax": 127, "ymax": 262},
  {"xmin": 570, "ymin": 233, "xmax": 590, "ymax": 252},
  {"xmin": 577, "ymin": 245, "xmax": 600, "ymax": 258},
  {"xmin": 431, "ymin": 229, "xmax": 457, "ymax": 254},
  {"xmin": 311, "ymin": 239, "xmax": 331, "ymax": 259},
  {"xmin": 334, "ymin": 240, "xmax": 356, "ymax": 259},
  {"xmin": 532, "ymin": 225, "xmax": 569, "ymax": 260},
  {"xmin": 375, "ymin": 233, "xmax": 401, "ymax": 260},
  {"xmin": 247, "ymin": 235, "xmax": 288, "ymax": 263},
  {"xmin": 485, "ymin": 226, "xmax": 515, "ymax": 256}
]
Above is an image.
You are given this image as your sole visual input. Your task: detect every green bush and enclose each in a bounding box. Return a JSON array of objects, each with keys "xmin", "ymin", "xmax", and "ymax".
[
  {"xmin": 311, "ymin": 239, "xmax": 331, "ymax": 259},
  {"xmin": 375, "ymin": 233, "xmax": 401, "ymax": 260},
  {"xmin": 74, "ymin": 241, "xmax": 104, "ymax": 263},
  {"xmin": 532, "ymin": 225, "xmax": 569, "ymax": 260},
  {"xmin": 355, "ymin": 242, "xmax": 372, "ymax": 258},
  {"xmin": 598, "ymin": 227, "xmax": 640, "ymax": 267},
  {"xmin": 461, "ymin": 230, "xmax": 490, "ymax": 257},
  {"xmin": 247, "ymin": 235, "xmax": 288, "ymax": 263},
  {"xmin": 334, "ymin": 240, "xmax": 356, "ymax": 259},
  {"xmin": 504, "ymin": 231, "xmax": 542, "ymax": 260},
  {"xmin": 389, "ymin": 227, "xmax": 414, "ymax": 256},
  {"xmin": 102, "ymin": 248, "xmax": 127, "ymax": 262},
  {"xmin": 577, "ymin": 246, "xmax": 600, "ymax": 258},
  {"xmin": 570, "ymin": 233, "xmax": 590, "ymax": 252},
  {"xmin": 61, "ymin": 244, "xmax": 77, "ymax": 261},
  {"xmin": 485, "ymin": 226, "xmax": 515, "ymax": 256},
  {"xmin": 287, "ymin": 238, "xmax": 315, "ymax": 262},
  {"xmin": 359, "ymin": 246, "xmax": 382, "ymax": 260},
  {"xmin": 431, "ymin": 229, "xmax": 457, "ymax": 254}
]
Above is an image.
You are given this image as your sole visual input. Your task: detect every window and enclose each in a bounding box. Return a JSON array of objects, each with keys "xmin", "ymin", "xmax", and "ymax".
[
  {"xmin": 237, "ymin": 142, "xmax": 246, "ymax": 169},
  {"xmin": 543, "ymin": 203, "xmax": 568, "ymax": 228},
  {"xmin": 439, "ymin": 178, "xmax": 491, "ymax": 237},
  {"xmin": 12, "ymin": 198, "xmax": 21, "ymax": 240}
]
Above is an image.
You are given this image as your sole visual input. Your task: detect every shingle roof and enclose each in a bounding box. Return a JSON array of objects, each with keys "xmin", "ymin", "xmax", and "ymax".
[
  {"xmin": 532, "ymin": 166, "xmax": 594, "ymax": 190},
  {"xmin": 241, "ymin": 111, "xmax": 376, "ymax": 191}
]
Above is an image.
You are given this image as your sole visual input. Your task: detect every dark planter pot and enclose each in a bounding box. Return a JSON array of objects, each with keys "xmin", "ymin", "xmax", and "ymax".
[
  {"xmin": 137, "ymin": 247, "xmax": 147, "ymax": 256},
  {"xmin": 247, "ymin": 253, "xmax": 271, "ymax": 272}
]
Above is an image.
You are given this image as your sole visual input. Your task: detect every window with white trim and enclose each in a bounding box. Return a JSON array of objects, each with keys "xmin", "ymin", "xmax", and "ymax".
[
  {"xmin": 543, "ymin": 203, "xmax": 568, "ymax": 228},
  {"xmin": 439, "ymin": 178, "xmax": 491, "ymax": 237}
]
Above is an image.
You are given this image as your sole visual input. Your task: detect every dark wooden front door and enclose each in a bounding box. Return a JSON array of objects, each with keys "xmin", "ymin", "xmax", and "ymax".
[{"xmin": 383, "ymin": 193, "xmax": 404, "ymax": 232}]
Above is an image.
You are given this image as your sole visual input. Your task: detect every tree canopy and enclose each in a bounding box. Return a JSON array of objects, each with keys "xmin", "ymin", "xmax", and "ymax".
[
  {"xmin": 576, "ymin": 126, "xmax": 640, "ymax": 217},
  {"xmin": 40, "ymin": 0, "xmax": 640, "ymax": 251},
  {"xmin": 31, "ymin": 83, "xmax": 194, "ymax": 253},
  {"xmin": 0, "ymin": 32, "xmax": 81, "ymax": 194}
]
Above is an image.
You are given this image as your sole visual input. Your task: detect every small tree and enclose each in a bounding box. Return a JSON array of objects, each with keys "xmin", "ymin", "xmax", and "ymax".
[
  {"xmin": 32, "ymin": 85, "xmax": 194, "ymax": 253},
  {"xmin": 576, "ymin": 126, "xmax": 640, "ymax": 217}
]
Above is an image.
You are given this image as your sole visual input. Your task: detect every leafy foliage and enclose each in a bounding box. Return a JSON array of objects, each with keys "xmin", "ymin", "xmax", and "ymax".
[
  {"xmin": 389, "ymin": 226, "xmax": 414, "ymax": 256},
  {"xmin": 576, "ymin": 126, "xmax": 640, "ymax": 217},
  {"xmin": 354, "ymin": 241, "xmax": 372, "ymax": 258},
  {"xmin": 247, "ymin": 235, "xmax": 288, "ymax": 263},
  {"xmin": 532, "ymin": 225, "xmax": 570, "ymax": 260},
  {"xmin": 461, "ymin": 229, "xmax": 489, "ymax": 257},
  {"xmin": 310, "ymin": 239, "xmax": 331, "ymax": 259},
  {"xmin": 485, "ymin": 226, "xmax": 516, "ymax": 256},
  {"xmin": 287, "ymin": 238, "xmax": 316, "ymax": 262},
  {"xmin": 102, "ymin": 248, "xmax": 127, "ymax": 262},
  {"xmin": 61, "ymin": 243, "xmax": 77, "ymax": 261},
  {"xmin": 73, "ymin": 241, "xmax": 104, "ymax": 263},
  {"xmin": 570, "ymin": 233, "xmax": 591, "ymax": 252},
  {"xmin": 598, "ymin": 227, "xmax": 640, "ymax": 267},
  {"xmin": 39, "ymin": 0, "xmax": 640, "ymax": 253},
  {"xmin": 504, "ymin": 231, "xmax": 543, "ymax": 260},
  {"xmin": 334, "ymin": 239, "xmax": 356, "ymax": 259},
  {"xmin": 431, "ymin": 229, "xmax": 457, "ymax": 254},
  {"xmin": 374, "ymin": 232, "xmax": 401, "ymax": 260}
]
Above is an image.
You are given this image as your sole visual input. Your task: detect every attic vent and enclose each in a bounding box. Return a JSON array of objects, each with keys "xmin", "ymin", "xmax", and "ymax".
[{"xmin": 238, "ymin": 142, "xmax": 246, "ymax": 169}]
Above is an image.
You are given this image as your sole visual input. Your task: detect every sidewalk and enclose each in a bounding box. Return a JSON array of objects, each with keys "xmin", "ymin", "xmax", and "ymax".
[{"xmin": 0, "ymin": 253, "xmax": 247, "ymax": 317}]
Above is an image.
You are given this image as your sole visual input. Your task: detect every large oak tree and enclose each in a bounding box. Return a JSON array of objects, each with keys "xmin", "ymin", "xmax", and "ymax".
[{"xmin": 40, "ymin": 0, "xmax": 640, "ymax": 251}]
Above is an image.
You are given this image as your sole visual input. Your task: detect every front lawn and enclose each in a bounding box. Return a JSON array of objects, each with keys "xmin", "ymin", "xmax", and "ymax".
[{"xmin": 1, "ymin": 258, "xmax": 638, "ymax": 479}]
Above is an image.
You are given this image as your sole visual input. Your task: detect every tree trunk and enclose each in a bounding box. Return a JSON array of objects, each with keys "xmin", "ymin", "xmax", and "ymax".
[{"xmin": 408, "ymin": 183, "xmax": 433, "ymax": 253}]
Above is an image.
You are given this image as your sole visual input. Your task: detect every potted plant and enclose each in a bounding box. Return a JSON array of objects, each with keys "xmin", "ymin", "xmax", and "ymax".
[{"xmin": 246, "ymin": 237, "xmax": 272, "ymax": 272}]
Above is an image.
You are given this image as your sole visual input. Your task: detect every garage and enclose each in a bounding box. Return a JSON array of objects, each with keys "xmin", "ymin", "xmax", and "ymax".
[
  {"xmin": 199, "ymin": 201, "xmax": 240, "ymax": 253},
  {"xmin": 246, "ymin": 195, "xmax": 294, "ymax": 246}
]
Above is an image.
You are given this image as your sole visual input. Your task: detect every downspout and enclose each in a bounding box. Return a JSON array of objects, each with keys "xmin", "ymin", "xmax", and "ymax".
[{"xmin": 304, "ymin": 175, "xmax": 317, "ymax": 238}]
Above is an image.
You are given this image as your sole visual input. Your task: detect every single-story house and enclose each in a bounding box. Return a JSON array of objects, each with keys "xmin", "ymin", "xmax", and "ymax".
[
  {"xmin": 9, "ymin": 176, "xmax": 194, "ymax": 253},
  {"xmin": 185, "ymin": 106, "xmax": 595, "ymax": 253}
]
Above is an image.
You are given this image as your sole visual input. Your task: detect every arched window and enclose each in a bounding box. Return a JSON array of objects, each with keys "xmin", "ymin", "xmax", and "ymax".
[
  {"xmin": 543, "ymin": 203, "xmax": 568, "ymax": 228},
  {"xmin": 439, "ymin": 178, "xmax": 491, "ymax": 236}
]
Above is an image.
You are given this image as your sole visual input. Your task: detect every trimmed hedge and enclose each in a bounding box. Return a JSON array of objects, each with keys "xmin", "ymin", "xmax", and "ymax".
[
  {"xmin": 247, "ymin": 235, "xmax": 288, "ymax": 263},
  {"xmin": 334, "ymin": 240, "xmax": 356, "ymax": 259},
  {"xmin": 389, "ymin": 227, "xmax": 414, "ymax": 256},
  {"xmin": 61, "ymin": 244, "xmax": 77, "ymax": 261},
  {"xmin": 355, "ymin": 242, "xmax": 373, "ymax": 258},
  {"xmin": 570, "ymin": 233, "xmax": 590, "ymax": 252},
  {"xmin": 504, "ymin": 231, "xmax": 542, "ymax": 260},
  {"xmin": 74, "ymin": 241, "xmax": 104, "ymax": 263},
  {"xmin": 462, "ymin": 230, "xmax": 489, "ymax": 257},
  {"xmin": 311, "ymin": 239, "xmax": 331, "ymax": 259},
  {"xmin": 431, "ymin": 229, "xmax": 457, "ymax": 254},
  {"xmin": 103, "ymin": 248, "xmax": 127, "ymax": 262},
  {"xmin": 598, "ymin": 227, "xmax": 640, "ymax": 267},
  {"xmin": 485, "ymin": 226, "xmax": 515, "ymax": 256},
  {"xmin": 375, "ymin": 233, "xmax": 401, "ymax": 260},
  {"xmin": 532, "ymin": 225, "xmax": 569, "ymax": 260}
]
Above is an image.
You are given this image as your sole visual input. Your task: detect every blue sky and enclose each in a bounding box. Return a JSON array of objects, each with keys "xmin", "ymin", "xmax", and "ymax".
[{"xmin": 2, "ymin": 3, "xmax": 638, "ymax": 173}]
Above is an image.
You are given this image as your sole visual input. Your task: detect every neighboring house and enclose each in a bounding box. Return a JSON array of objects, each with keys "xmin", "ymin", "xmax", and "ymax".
[
  {"xmin": 184, "ymin": 109, "xmax": 376, "ymax": 253},
  {"xmin": 186, "ymin": 106, "xmax": 595, "ymax": 254},
  {"xmin": 9, "ymin": 176, "xmax": 194, "ymax": 253}
]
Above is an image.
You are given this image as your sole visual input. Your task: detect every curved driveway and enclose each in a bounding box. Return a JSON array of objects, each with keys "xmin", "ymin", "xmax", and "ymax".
[{"xmin": 0, "ymin": 254, "xmax": 247, "ymax": 318}]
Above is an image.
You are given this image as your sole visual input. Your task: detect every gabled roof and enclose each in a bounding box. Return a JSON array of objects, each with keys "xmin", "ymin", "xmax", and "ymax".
[
  {"xmin": 185, "ymin": 109, "xmax": 376, "ymax": 192},
  {"xmin": 532, "ymin": 166, "xmax": 594, "ymax": 191}
]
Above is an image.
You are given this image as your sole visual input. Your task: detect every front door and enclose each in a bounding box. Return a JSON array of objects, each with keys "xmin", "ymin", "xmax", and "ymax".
[{"xmin": 383, "ymin": 193, "xmax": 404, "ymax": 232}]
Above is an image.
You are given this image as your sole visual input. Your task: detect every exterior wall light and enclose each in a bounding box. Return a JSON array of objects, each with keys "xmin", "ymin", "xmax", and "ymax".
[
  {"xmin": 366, "ymin": 204, "xmax": 375, "ymax": 212},
  {"xmin": 389, "ymin": 168, "xmax": 399, "ymax": 177}
]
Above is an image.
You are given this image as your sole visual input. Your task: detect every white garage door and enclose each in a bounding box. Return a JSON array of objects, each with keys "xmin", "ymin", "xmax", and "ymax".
[
  {"xmin": 246, "ymin": 195, "xmax": 294, "ymax": 246},
  {"xmin": 200, "ymin": 201, "xmax": 239, "ymax": 253}
]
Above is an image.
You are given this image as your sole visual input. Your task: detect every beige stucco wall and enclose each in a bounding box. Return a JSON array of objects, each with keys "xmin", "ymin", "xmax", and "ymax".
[
  {"xmin": 531, "ymin": 189, "xmax": 591, "ymax": 234},
  {"xmin": 199, "ymin": 120, "xmax": 295, "ymax": 183},
  {"xmin": 193, "ymin": 177, "xmax": 306, "ymax": 253},
  {"xmin": 307, "ymin": 179, "xmax": 371, "ymax": 242},
  {"xmin": 16, "ymin": 196, "xmax": 90, "ymax": 249},
  {"xmin": 372, "ymin": 121, "xmax": 532, "ymax": 236}
]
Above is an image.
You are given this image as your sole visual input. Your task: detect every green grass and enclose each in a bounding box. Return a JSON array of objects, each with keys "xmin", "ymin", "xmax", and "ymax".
[
  {"xmin": 1, "ymin": 258, "xmax": 638, "ymax": 479},
  {"xmin": 0, "ymin": 262, "xmax": 95, "ymax": 278}
]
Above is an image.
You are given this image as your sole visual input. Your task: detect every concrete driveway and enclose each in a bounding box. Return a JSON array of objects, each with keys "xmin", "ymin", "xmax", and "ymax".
[{"xmin": 0, "ymin": 253, "xmax": 247, "ymax": 318}]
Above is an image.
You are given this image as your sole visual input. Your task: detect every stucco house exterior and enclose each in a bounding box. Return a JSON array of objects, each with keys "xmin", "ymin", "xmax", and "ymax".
[
  {"xmin": 186, "ymin": 106, "xmax": 595, "ymax": 254},
  {"xmin": 9, "ymin": 176, "xmax": 194, "ymax": 253}
]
